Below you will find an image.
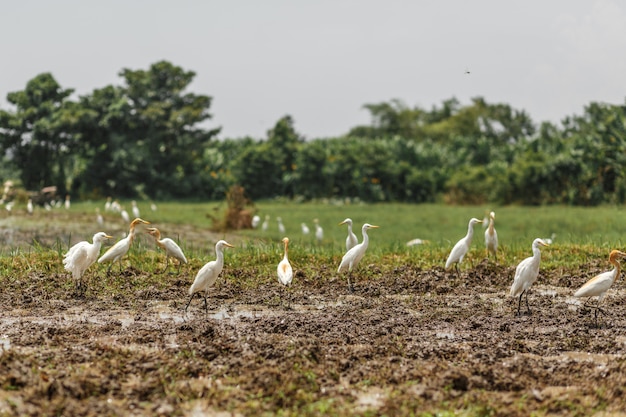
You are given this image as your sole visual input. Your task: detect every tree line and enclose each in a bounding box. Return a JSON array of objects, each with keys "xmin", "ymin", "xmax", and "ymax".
[{"xmin": 1, "ymin": 60, "xmax": 625, "ymax": 206}]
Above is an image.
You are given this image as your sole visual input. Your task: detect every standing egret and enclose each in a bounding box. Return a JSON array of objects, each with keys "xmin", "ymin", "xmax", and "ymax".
[
  {"xmin": 574, "ymin": 250, "xmax": 626, "ymax": 326},
  {"xmin": 337, "ymin": 223, "xmax": 379, "ymax": 292},
  {"xmin": 301, "ymin": 223, "xmax": 310, "ymax": 235},
  {"xmin": 510, "ymin": 238, "xmax": 549, "ymax": 316},
  {"xmin": 64, "ymin": 195, "xmax": 71, "ymax": 210},
  {"xmin": 445, "ymin": 218, "xmax": 483, "ymax": 275},
  {"xmin": 63, "ymin": 232, "xmax": 112, "ymax": 289},
  {"xmin": 131, "ymin": 200, "xmax": 140, "ymax": 219},
  {"xmin": 277, "ymin": 217, "xmax": 286, "ymax": 234},
  {"xmin": 251, "ymin": 215, "xmax": 261, "ymax": 229},
  {"xmin": 97, "ymin": 218, "xmax": 151, "ymax": 273},
  {"xmin": 96, "ymin": 208, "xmax": 104, "ymax": 226},
  {"xmin": 105, "ymin": 197, "xmax": 112, "ymax": 212},
  {"xmin": 26, "ymin": 199, "xmax": 33, "ymax": 215},
  {"xmin": 185, "ymin": 240, "xmax": 235, "ymax": 312},
  {"xmin": 146, "ymin": 227, "xmax": 188, "ymax": 274},
  {"xmin": 150, "ymin": 202, "xmax": 158, "ymax": 212},
  {"xmin": 262, "ymin": 215, "xmax": 270, "ymax": 232},
  {"xmin": 314, "ymin": 219, "xmax": 324, "ymax": 243},
  {"xmin": 484, "ymin": 211, "xmax": 498, "ymax": 261},
  {"xmin": 277, "ymin": 237, "xmax": 294, "ymax": 306},
  {"xmin": 339, "ymin": 218, "xmax": 358, "ymax": 251},
  {"xmin": 120, "ymin": 208, "xmax": 130, "ymax": 223}
]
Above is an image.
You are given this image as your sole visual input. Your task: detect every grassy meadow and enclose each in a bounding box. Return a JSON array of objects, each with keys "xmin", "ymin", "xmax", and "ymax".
[{"xmin": 3, "ymin": 200, "xmax": 626, "ymax": 273}]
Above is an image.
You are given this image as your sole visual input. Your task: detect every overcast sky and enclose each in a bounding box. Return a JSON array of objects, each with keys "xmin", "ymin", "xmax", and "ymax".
[{"xmin": 2, "ymin": 0, "xmax": 626, "ymax": 139}]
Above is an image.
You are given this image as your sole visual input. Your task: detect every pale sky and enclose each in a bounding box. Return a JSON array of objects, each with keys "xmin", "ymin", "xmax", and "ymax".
[{"xmin": 2, "ymin": 0, "xmax": 626, "ymax": 139}]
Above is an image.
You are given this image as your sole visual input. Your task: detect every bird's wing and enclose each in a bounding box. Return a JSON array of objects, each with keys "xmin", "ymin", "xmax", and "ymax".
[
  {"xmin": 510, "ymin": 257, "xmax": 537, "ymax": 296},
  {"xmin": 64, "ymin": 241, "xmax": 88, "ymax": 259},
  {"xmin": 277, "ymin": 259, "xmax": 293, "ymax": 285},
  {"xmin": 574, "ymin": 270, "xmax": 614, "ymax": 298},
  {"xmin": 162, "ymin": 238, "xmax": 187, "ymax": 263},
  {"xmin": 98, "ymin": 239, "xmax": 129, "ymax": 263},
  {"xmin": 189, "ymin": 260, "xmax": 219, "ymax": 294},
  {"xmin": 445, "ymin": 239, "xmax": 467, "ymax": 268}
]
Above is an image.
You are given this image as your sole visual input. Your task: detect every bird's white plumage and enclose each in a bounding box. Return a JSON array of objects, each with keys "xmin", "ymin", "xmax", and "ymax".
[
  {"xmin": 277, "ymin": 237, "xmax": 293, "ymax": 286},
  {"xmin": 510, "ymin": 238, "xmax": 548, "ymax": 297},
  {"xmin": 484, "ymin": 211, "xmax": 498, "ymax": 259},
  {"xmin": 337, "ymin": 223, "xmax": 378, "ymax": 273},
  {"xmin": 262, "ymin": 215, "xmax": 270, "ymax": 232},
  {"xmin": 98, "ymin": 218, "xmax": 150, "ymax": 268},
  {"xmin": 147, "ymin": 227, "xmax": 188, "ymax": 271},
  {"xmin": 301, "ymin": 223, "xmax": 310, "ymax": 235},
  {"xmin": 131, "ymin": 200, "xmax": 140, "ymax": 218},
  {"xmin": 339, "ymin": 218, "xmax": 358, "ymax": 251},
  {"xmin": 189, "ymin": 240, "xmax": 234, "ymax": 296},
  {"xmin": 574, "ymin": 250, "xmax": 626, "ymax": 302},
  {"xmin": 251, "ymin": 215, "xmax": 261, "ymax": 228},
  {"xmin": 63, "ymin": 232, "xmax": 112, "ymax": 281},
  {"xmin": 277, "ymin": 217, "xmax": 286, "ymax": 234},
  {"xmin": 445, "ymin": 218, "xmax": 483, "ymax": 270},
  {"xmin": 314, "ymin": 219, "xmax": 323, "ymax": 242}
]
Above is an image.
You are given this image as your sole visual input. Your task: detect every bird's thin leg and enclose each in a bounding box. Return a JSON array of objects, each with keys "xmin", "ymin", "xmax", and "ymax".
[
  {"xmin": 203, "ymin": 292, "xmax": 209, "ymax": 313},
  {"xmin": 455, "ymin": 264, "xmax": 460, "ymax": 278},
  {"xmin": 516, "ymin": 291, "xmax": 524, "ymax": 316},
  {"xmin": 164, "ymin": 257, "xmax": 170, "ymax": 274},
  {"xmin": 106, "ymin": 263, "xmax": 113, "ymax": 275},
  {"xmin": 184, "ymin": 293, "xmax": 196, "ymax": 312},
  {"xmin": 347, "ymin": 272, "xmax": 355, "ymax": 293},
  {"xmin": 525, "ymin": 290, "xmax": 532, "ymax": 315}
]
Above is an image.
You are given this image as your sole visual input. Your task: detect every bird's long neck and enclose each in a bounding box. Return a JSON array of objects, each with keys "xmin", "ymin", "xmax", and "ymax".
[
  {"xmin": 347, "ymin": 223, "xmax": 353, "ymax": 234},
  {"xmin": 361, "ymin": 229, "xmax": 370, "ymax": 248},
  {"xmin": 465, "ymin": 223, "xmax": 475, "ymax": 244},
  {"xmin": 128, "ymin": 226, "xmax": 137, "ymax": 244},
  {"xmin": 283, "ymin": 242, "xmax": 289, "ymax": 260},
  {"xmin": 610, "ymin": 258, "xmax": 621, "ymax": 284},
  {"xmin": 215, "ymin": 246, "xmax": 225, "ymax": 266},
  {"xmin": 488, "ymin": 219, "xmax": 495, "ymax": 235},
  {"xmin": 532, "ymin": 245, "xmax": 542, "ymax": 263},
  {"xmin": 155, "ymin": 239, "xmax": 166, "ymax": 250}
]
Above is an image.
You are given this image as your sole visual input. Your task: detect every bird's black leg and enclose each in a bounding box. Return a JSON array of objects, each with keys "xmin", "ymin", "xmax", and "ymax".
[
  {"xmin": 455, "ymin": 264, "xmax": 460, "ymax": 278},
  {"xmin": 164, "ymin": 257, "xmax": 170, "ymax": 274},
  {"xmin": 516, "ymin": 290, "xmax": 524, "ymax": 316},
  {"xmin": 203, "ymin": 293, "xmax": 209, "ymax": 313},
  {"xmin": 347, "ymin": 273, "xmax": 355, "ymax": 293},
  {"xmin": 525, "ymin": 290, "xmax": 532, "ymax": 315},
  {"xmin": 184, "ymin": 293, "xmax": 196, "ymax": 312}
]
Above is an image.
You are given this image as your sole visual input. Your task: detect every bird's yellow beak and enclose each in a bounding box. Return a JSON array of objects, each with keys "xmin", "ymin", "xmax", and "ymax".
[
  {"xmin": 369, "ymin": 225, "xmax": 380, "ymax": 229},
  {"xmin": 338, "ymin": 220, "xmax": 347, "ymax": 226},
  {"xmin": 224, "ymin": 242, "xmax": 235, "ymax": 248},
  {"xmin": 104, "ymin": 234, "xmax": 113, "ymax": 239}
]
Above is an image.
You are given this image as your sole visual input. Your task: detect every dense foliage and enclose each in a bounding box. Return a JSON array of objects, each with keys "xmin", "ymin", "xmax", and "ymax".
[{"xmin": 1, "ymin": 61, "xmax": 625, "ymax": 205}]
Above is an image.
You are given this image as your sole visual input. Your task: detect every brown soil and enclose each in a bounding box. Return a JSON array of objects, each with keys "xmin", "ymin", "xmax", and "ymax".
[{"xmin": 1, "ymin": 214, "xmax": 626, "ymax": 416}]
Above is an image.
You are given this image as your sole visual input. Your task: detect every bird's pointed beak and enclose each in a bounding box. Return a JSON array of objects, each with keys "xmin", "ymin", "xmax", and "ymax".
[
  {"xmin": 338, "ymin": 220, "xmax": 347, "ymax": 226},
  {"xmin": 369, "ymin": 225, "xmax": 380, "ymax": 229},
  {"xmin": 224, "ymin": 242, "xmax": 235, "ymax": 248},
  {"xmin": 104, "ymin": 234, "xmax": 113, "ymax": 239}
]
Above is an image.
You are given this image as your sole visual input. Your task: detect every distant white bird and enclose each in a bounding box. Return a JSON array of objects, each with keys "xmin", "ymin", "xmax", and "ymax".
[
  {"xmin": 251, "ymin": 215, "xmax": 261, "ymax": 228},
  {"xmin": 314, "ymin": 218, "xmax": 323, "ymax": 243},
  {"xmin": 104, "ymin": 197, "xmax": 112, "ymax": 212},
  {"xmin": 5, "ymin": 201, "xmax": 13, "ymax": 213},
  {"xmin": 510, "ymin": 238, "xmax": 549, "ymax": 316},
  {"xmin": 445, "ymin": 217, "xmax": 483, "ymax": 275},
  {"xmin": 301, "ymin": 223, "xmax": 310, "ymax": 235},
  {"xmin": 185, "ymin": 240, "xmax": 234, "ymax": 312},
  {"xmin": 406, "ymin": 238, "xmax": 430, "ymax": 247},
  {"xmin": 339, "ymin": 218, "xmax": 358, "ymax": 251},
  {"xmin": 63, "ymin": 232, "xmax": 112, "ymax": 289},
  {"xmin": 150, "ymin": 203, "xmax": 158, "ymax": 212},
  {"xmin": 26, "ymin": 199, "xmax": 33, "ymax": 215},
  {"xmin": 131, "ymin": 200, "xmax": 140, "ymax": 218},
  {"xmin": 484, "ymin": 211, "xmax": 498, "ymax": 261},
  {"xmin": 97, "ymin": 218, "xmax": 150, "ymax": 273},
  {"xmin": 64, "ymin": 195, "xmax": 71, "ymax": 210},
  {"xmin": 277, "ymin": 237, "xmax": 294, "ymax": 306},
  {"xmin": 574, "ymin": 249, "xmax": 626, "ymax": 326},
  {"xmin": 146, "ymin": 227, "xmax": 188, "ymax": 274},
  {"xmin": 120, "ymin": 209, "xmax": 130, "ymax": 223},
  {"xmin": 277, "ymin": 216, "xmax": 286, "ymax": 234},
  {"xmin": 543, "ymin": 233, "xmax": 556, "ymax": 245},
  {"xmin": 262, "ymin": 215, "xmax": 270, "ymax": 232},
  {"xmin": 96, "ymin": 208, "xmax": 104, "ymax": 226},
  {"xmin": 337, "ymin": 223, "xmax": 379, "ymax": 292}
]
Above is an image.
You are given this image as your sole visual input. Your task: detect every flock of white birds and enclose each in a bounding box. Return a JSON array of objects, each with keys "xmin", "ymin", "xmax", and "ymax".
[{"xmin": 57, "ymin": 203, "xmax": 626, "ymax": 326}]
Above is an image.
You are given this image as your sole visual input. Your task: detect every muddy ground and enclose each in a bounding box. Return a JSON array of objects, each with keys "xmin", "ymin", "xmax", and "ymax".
[{"xmin": 1, "ymin": 213, "xmax": 626, "ymax": 416}]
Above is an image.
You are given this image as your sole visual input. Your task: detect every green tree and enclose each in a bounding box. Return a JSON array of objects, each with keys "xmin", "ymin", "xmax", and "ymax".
[{"xmin": 0, "ymin": 73, "xmax": 75, "ymax": 193}]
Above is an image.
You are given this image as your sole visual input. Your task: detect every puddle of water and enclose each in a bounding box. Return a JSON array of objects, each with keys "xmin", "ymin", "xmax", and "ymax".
[{"xmin": 436, "ymin": 332, "xmax": 455, "ymax": 340}]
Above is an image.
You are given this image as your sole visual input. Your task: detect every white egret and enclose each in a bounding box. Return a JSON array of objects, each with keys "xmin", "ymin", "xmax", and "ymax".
[
  {"xmin": 131, "ymin": 200, "xmax": 140, "ymax": 218},
  {"xmin": 314, "ymin": 219, "xmax": 324, "ymax": 243},
  {"xmin": 445, "ymin": 218, "xmax": 483, "ymax": 275},
  {"xmin": 277, "ymin": 237, "xmax": 294, "ymax": 306},
  {"xmin": 301, "ymin": 223, "xmax": 310, "ymax": 235},
  {"xmin": 406, "ymin": 238, "xmax": 430, "ymax": 246},
  {"xmin": 104, "ymin": 197, "xmax": 112, "ymax": 212},
  {"xmin": 150, "ymin": 202, "xmax": 158, "ymax": 212},
  {"xmin": 277, "ymin": 216, "xmax": 286, "ymax": 234},
  {"xmin": 484, "ymin": 211, "xmax": 498, "ymax": 261},
  {"xmin": 120, "ymin": 208, "xmax": 130, "ymax": 223},
  {"xmin": 510, "ymin": 238, "xmax": 549, "ymax": 316},
  {"xmin": 262, "ymin": 215, "xmax": 270, "ymax": 232},
  {"xmin": 96, "ymin": 208, "xmax": 104, "ymax": 226},
  {"xmin": 337, "ymin": 223, "xmax": 379, "ymax": 292},
  {"xmin": 64, "ymin": 195, "xmax": 71, "ymax": 210},
  {"xmin": 574, "ymin": 250, "xmax": 626, "ymax": 326},
  {"xmin": 185, "ymin": 240, "xmax": 235, "ymax": 312},
  {"xmin": 64, "ymin": 231, "xmax": 112, "ymax": 289},
  {"xmin": 146, "ymin": 227, "xmax": 188, "ymax": 274},
  {"xmin": 26, "ymin": 199, "xmax": 33, "ymax": 215},
  {"xmin": 251, "ymin": 215, "xmax": 261, "ymax": 228},
  {"xmin": 543, "ymin": 233, "xmax": 556, "ymax": 245},
  {"xmin": 339, "ymin": 218, "xmax": 358, "ymax": 251},
  {"xmin": 97, "ymin": 218, "xmax": 150, "ymax": 273}
]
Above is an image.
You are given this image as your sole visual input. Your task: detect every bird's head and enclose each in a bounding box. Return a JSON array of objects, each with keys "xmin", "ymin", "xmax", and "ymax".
[
  {"xmin": 216, "ymin": 240, "xmax": 235, "ymax": 250},
  {"xmin": 94, "ymin": 232, "xmax": 113, "ymax": 241},
  {"xmin": 363, "ymin": 223, "xmax": 379, "ymax": 230},
  {"xmin": 469, "ymin": 218, "xmax": 483, "ymax": 226},
  {"xmin": 338, "ymin": 218, "xmax": 352, "ymax": 226},
  {"xmin": 534, "ymin": 238, "xmax": 549, "ymax": 247},
  {"xmin": 609, "ymin": 250, "xmax": 626, "ymax": 263},
  {"xmin": 130, "ymin": 218, "xmax": 150, "ymax": 227},
  {"xmin": 146, "ymin": 227, "xmax": 161, "ymax": 238},
  {"xmin": 282, "ymin": 237, "xmax": 289, "ymax": 244},
  {"xmin": 489, "ymin": 211, "xmax": 495, "ymax": 220}
]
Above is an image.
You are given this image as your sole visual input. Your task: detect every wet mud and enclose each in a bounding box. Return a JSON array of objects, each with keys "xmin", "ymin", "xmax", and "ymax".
[{"xmin": 2, "ymin": 259, "xmax": 626, "ymax": 416}]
